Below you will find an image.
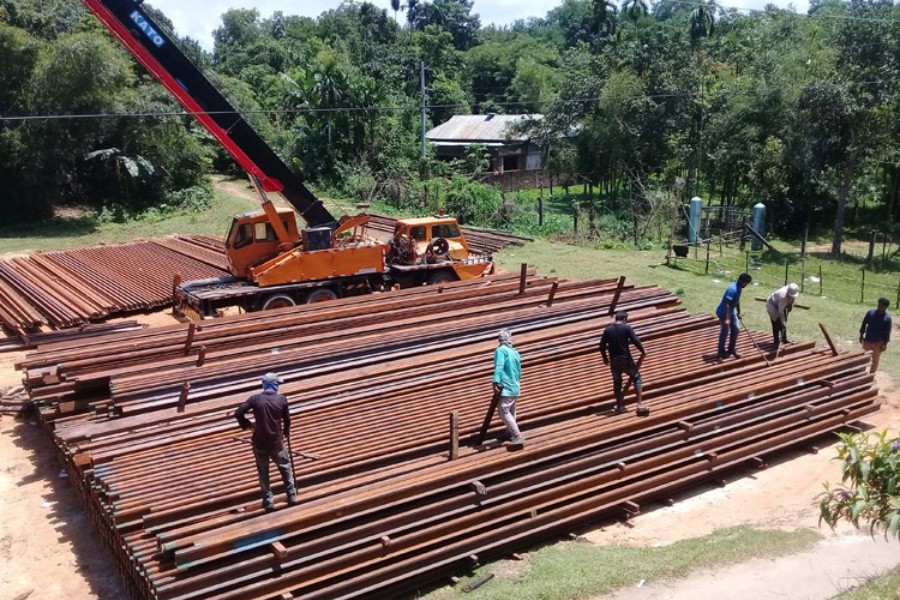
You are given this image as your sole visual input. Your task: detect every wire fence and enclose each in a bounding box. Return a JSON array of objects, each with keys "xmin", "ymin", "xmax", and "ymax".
[{"xmin": 667, "ymin": 241, "xmax": 900, "ymax": 309}]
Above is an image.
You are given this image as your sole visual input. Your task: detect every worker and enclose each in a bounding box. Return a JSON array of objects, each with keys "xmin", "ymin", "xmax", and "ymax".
[
  {"xmin": 716, "ymin": 273, "xmax": 752, "ymax": 359},
  {"xmin": 859, "ymin": 297, "xmax": 892, "ymax": 373},
  {"xmin": 234, "ymin": 372, "xmax": 298, "ymax": 511},
  {"xmin": 493, "ymin": 329, "xmax": 524, "ymax": 446},
  {"xmin": 766, "ymin": 282, "xmax": 800, "ymax": 352},
  {"xmin": 600, "ymin": 311, "xmax": 649, "ymax": 416}
]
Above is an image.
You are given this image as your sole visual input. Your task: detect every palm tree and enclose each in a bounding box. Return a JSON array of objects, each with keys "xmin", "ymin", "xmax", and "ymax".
[
  {"xmin": 690, "ymin": 0, "xmax": 719, "ymax": 46},
  {"xmin": 391, "ymin": 0, "xmax": 401, "ymax": 25},
  {"xmin": 591, "ymin": 0, "xmax": 618, "ymax": 38},
  {"xmin": 622, "ymin": 0, "xmax": 649, "ymax": 23}
]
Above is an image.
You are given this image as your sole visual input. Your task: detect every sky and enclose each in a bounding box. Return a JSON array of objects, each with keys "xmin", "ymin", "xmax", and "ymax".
[{"xmin": 148, "ymin": 0, "xmax": 811, "ymax": 51}]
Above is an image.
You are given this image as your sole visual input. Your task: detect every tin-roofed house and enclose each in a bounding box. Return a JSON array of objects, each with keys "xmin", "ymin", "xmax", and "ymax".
[{"xmin": 426, "ymin": 114, "xmax": 547, "ymax": 190}]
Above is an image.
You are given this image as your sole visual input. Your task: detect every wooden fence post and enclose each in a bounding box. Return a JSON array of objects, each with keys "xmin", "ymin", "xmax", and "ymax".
[{"xmin": 861, "ymin": 269, "xmax": 866, "ymax": 304}]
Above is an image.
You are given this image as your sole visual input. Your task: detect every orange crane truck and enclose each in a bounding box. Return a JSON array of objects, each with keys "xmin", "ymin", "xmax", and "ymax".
[{"xmin": 81, "ymin": 0, "xmax": 493, "ymax": 320}]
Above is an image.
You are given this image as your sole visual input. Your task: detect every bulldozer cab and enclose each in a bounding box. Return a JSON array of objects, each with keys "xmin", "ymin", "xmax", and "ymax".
[
  {"xmin": 225, "ymin": 208, "xmax": 300, "ymax": 278},
  {"xmin": 391, "ymin": 216, "xmax": 471, "ymax": 266}
]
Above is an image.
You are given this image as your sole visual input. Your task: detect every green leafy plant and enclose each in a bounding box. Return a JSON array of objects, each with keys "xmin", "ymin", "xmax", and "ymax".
[{"xmin": 819, "ymin": 430, "xmax": 900, "ymax": 539}]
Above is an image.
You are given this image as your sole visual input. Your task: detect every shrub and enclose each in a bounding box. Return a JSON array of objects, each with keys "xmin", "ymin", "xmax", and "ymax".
[{"xmin": 819, "ymin": 430, "xmax": 900, "ymax": 539}]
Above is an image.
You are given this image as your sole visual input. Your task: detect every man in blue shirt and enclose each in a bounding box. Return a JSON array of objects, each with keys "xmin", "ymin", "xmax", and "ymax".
[
  {"xmin": 716, "ymin": 273, "xmax": 752, "ymax": 359},
  {"xmin": 492, "ymin": 329, "xmax": 524, "ymax": 446},
  {"xmin": 859, "ymin": 297, "xmax": 892, "ymax": 373}
]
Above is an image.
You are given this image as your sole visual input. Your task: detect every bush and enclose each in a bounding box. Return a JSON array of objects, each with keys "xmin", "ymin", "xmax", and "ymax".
[{"xmin": 819, "ymin": 430, "xmax": 900, "ymax": 539}]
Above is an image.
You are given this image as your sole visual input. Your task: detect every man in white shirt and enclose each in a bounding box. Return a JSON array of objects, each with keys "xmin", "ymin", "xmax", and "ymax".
[{"xmin": 766, "ymin": 283, "xmax": 799, "ymax": 353}]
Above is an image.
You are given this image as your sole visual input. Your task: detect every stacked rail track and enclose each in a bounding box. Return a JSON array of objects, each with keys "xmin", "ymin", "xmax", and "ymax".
[
  {"xmin": 19, "ymin": 273, "xmax": 879, "ymax": 599},
  {"xmin": 0, "ymin": 236, "xmax": 227, "ymax": 332},
  {"xmin": 0, "ymin": 225, "xmax": 520, "ymax": 337}
]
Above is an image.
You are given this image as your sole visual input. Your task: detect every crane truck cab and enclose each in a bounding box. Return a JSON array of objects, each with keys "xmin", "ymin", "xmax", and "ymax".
[
  {"xmin": 225, "ymin": 207, "xmax": 299, "ymax": 278},
  {"xmin": 387, "ymin": 213, "xmax": 493, "ymax": 286}
]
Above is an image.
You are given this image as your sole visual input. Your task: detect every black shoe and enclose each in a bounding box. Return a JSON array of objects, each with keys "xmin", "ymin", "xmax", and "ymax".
[
  {"xmin": 716, "ymin": 352, "xmax": 727, "ymax": 360},
  {"xmin": 287, "ymin": 495, "xmax": 299, "ymax": 506},
  {"xmin": 730, "ymin": 350, "xmax": 742, "ymax": 359},
  {"xmin": 263, "ymin": 502, "xmax": 275, "ymax": 512}
]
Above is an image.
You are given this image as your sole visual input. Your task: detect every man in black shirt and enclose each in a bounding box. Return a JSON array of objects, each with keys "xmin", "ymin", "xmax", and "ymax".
[
  {"xmin": 600, "ymin": 311, "xmax": 649, "ymax": 416},
  {"xmin": 235, "ymin": 372, "xmax": 298, "ymax": 511}
]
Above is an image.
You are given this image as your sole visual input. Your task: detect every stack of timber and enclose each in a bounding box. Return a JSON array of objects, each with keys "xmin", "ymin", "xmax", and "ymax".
[
  {"xmin": 19, "ymin": 273, "xmax": 879, "ymax": 600},
  {"xmin": 0, "ymin": 236, "xmax": 227, "ymax": 332}
]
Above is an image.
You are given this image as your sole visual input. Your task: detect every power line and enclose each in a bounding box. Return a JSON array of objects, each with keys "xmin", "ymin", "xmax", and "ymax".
[{"xmin": 0, "ymin": 78, "xmax": 890, "ymax": 122}]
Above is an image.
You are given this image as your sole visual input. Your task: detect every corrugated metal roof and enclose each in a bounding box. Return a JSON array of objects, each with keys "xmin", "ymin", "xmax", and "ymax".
[{"xmin": 425, "ymin": 114, "xmax": 541, "ymax": 143}]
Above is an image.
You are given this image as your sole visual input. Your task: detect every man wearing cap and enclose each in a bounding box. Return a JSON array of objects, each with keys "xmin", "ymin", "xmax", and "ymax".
[
  {"xmin": 235, "ymin": 372, "xmax": 298, "ymax": 510},
  {"xmin": 859, "ymin": 298, "xmax": 892, "ymax": 373},
  {"xmin": 716, "ymin": 273, "xmax": 752, "ymax": 359},
  {"xmin": 493, "ymin": 329, "xmax": 524, "ymax": 446},
  {"xmin": 600, "ymin": 311, "xmax": 649, "ymax": 416},
  {"xmin": 766, "ymin": 283, "xmax": 800, "ymax": 353}
]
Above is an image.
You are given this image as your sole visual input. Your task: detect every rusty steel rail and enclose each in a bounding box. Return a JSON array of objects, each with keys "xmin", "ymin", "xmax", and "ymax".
[
  {"xmin": 0, "ymin": 236, "xmax": 227, "ymax": 333},
  {"xmin": 16, "ymin": 275, "xmax": 880, "ymax": 600}
]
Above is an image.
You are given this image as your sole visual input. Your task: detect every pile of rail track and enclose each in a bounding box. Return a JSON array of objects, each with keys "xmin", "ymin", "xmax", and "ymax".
[
  {"xmin": 0, "ymin": 225, "xmax": 521, "ymax": 338},
  {"xmin": 18, "ymin": 273, "xmax": 879, "ymax": 600},
  {"xmin": 0, "ymin": 236, "xmax": 227, "ymax": 332}
]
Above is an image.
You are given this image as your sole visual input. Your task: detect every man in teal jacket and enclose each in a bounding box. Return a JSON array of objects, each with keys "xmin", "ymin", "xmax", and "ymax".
[{"xmin": 493, "ymin": 329, "xmax": 524, "ymax": 446}]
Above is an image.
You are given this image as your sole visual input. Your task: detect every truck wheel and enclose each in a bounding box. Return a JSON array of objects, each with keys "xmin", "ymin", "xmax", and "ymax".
[
  {"xmin": 261, "ymin": 294, "xmax": 296, "ymax": 310},
  {"xmin": 305, "ymin": 288, "xmax": 338, "ymax": 303},
  {"xmin": 426, "ymin": 270, "xmax": 457, "ymax": 285}
]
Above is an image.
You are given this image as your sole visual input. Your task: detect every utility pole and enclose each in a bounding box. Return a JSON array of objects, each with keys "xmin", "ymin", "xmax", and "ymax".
[{"xmin": 420, "ymin": 61, "xmax": 427, "ymax": 159}]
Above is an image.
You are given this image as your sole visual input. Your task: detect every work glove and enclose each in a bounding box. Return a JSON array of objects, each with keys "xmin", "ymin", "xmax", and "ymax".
[{"xmin": 492, "ymin": 383, "xmax": 503, "ymax": 394}]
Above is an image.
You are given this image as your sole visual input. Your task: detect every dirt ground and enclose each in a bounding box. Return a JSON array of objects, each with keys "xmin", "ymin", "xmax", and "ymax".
[{"xmin": 1, "ymin": 320, "xmax": 899, "ymax": 599}]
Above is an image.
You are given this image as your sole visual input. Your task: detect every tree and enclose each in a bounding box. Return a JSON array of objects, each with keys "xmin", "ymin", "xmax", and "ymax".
[
  {"xmin": 621, "ymin": 0, "xmax": 649, "ymax": 23},
  {"xmin": 406, "ymin": 0, "xmax": 480, "ymax": 51},
  {"xmin": 690, "ymin": 0, "xmax": 719, "ymax": 46}
]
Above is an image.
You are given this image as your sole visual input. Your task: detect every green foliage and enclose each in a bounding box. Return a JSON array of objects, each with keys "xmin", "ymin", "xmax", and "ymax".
[
  {"xmin": 820, "ymin": 431, "xmax": 900, "ymax": 540},
  {"xmin": 4, "ymin": 0, "xmax": 900, "ymax": 245}
]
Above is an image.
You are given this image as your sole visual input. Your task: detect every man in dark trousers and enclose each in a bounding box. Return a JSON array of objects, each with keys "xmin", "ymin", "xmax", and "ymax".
[
  {"xmin": 859, "ymin": 297, "xmax": 892, "ymax": 373},
  {"xmin": 600, "ymin": 311, "xmax": 649, "ymax": 416},
  {"xmin": 716, "ymin": 272, "xmax": 752, "ymax": 359},
  {"xmin": 235, "ymin": 372, "xmax": 298, "ymax": 511}
]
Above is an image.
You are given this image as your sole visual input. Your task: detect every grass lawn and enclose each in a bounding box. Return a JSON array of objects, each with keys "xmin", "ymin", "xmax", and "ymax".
[
  {"xmin": 0, "ymin": 186, "xmax": 257, "ymax": 255},
  {"xmin": 422, "ymin": 526, "xmax": 820, "ymax": 600},
  {"xmin": 496, "ymin": 239, "xmax": 900, "ymax": 382}
]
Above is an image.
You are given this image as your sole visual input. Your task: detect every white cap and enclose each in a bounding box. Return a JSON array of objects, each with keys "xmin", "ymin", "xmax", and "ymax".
[
  {"xmin": 261, "ymin": 372, "xmax": 283, "ymax": 384},
  {"xmin": 787, "ymin": 283, "xmax": 800, "ymax": 297}
]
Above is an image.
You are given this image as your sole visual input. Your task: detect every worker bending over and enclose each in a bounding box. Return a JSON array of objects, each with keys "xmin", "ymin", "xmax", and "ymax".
[
  {"xmin": 493, "ymin": 329, "xmax": 524, "ymax": 446},
  {"xmin": 766, "ymin": 282, "xmax": 799, "ymax": 352},
  {"xmin": 235, "ymin": 372, "xmax": 298, "ymax": 511},
  {"xmin": 716, "ymin": 273, "xmax": 752, "ymax": 359},
  {"xmin": 600, "ymin": 311, "xmax": 649, "ymax": 416}
]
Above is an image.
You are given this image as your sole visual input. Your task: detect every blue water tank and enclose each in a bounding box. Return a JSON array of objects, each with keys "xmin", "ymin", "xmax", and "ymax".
[
  {"xmin": 751, "ymin": 203, "xmax": 766, "ymax": 251},
  {"xmin": 687, "ymin": 197, "xmax": 702, "ymax": 244}
]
